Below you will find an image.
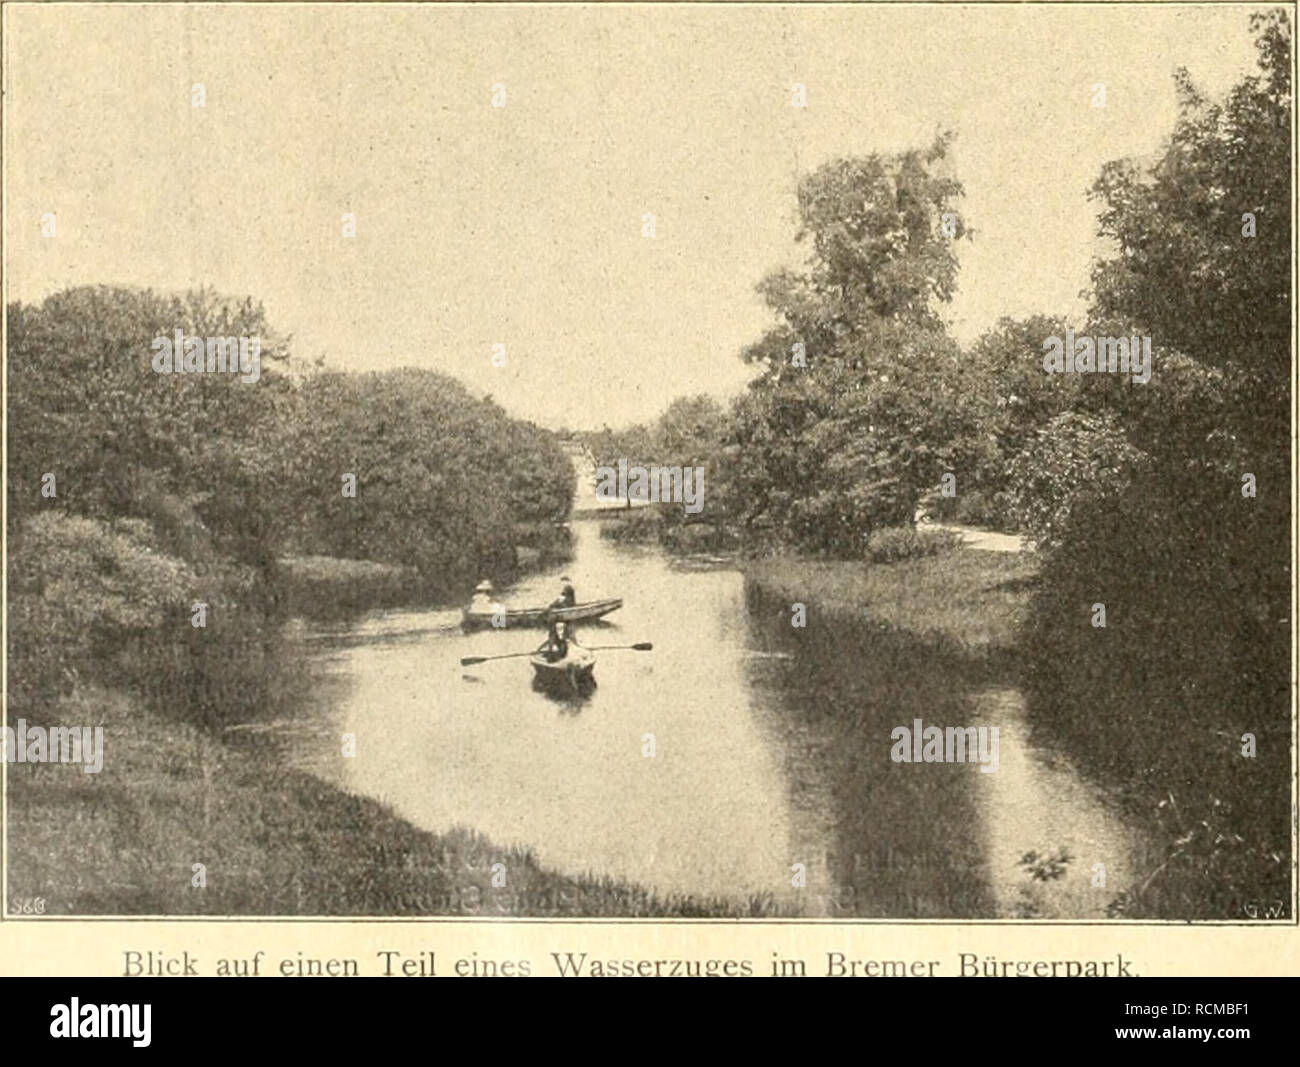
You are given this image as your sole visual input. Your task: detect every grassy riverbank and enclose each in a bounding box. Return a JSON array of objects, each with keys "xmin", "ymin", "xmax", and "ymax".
[
  {"xmin": 743, "ymin": 548, "xmax": 1038, "ymax": 667},
  {"xmin": 7, "ymin": 682, "xmax": 787, "ymax": 918}
]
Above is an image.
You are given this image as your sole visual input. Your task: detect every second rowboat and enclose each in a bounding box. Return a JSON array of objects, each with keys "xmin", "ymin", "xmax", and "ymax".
[{"xmin": 462, "ymin": 597, "xmax": 622, "ymax": 631}]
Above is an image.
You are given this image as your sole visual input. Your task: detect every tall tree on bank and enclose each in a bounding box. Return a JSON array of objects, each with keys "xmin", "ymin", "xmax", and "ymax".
[{"xmin": 729, "ymin": 135, "xmax": 978, "ymax": 555}]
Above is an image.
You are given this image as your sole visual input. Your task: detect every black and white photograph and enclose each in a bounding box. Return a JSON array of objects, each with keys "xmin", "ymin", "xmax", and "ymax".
[{"xmin": 2, "ymin": 0, "xmax": 1293, "ymax": 942}]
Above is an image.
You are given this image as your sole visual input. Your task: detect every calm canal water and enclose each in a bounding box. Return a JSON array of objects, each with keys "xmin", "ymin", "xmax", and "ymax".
[{"xmin": 266, "ymin": 521, "xmax": 1153, "ymax": 918}]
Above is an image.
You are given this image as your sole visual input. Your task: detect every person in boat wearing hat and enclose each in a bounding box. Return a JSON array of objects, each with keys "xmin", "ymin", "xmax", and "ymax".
[
  {"xmin": 469, "ymin": 579, "xmax": 495, "ymax": 614},
  {"xmin": 549, "ymin": 576, "xmax": 576, "ymax": 611}
]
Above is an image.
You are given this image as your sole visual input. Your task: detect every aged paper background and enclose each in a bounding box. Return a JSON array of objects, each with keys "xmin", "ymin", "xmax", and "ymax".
[{"xmin": 2, "ymin": 0, "xmax": 1296, "ymax": 977}]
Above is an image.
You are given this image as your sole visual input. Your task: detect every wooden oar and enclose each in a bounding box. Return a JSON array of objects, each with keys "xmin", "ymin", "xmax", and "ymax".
[
  {"xmin": 461, "ymin": 642, "xmax": 651, "ymax": 667},
  {"xmin": 460, "ymin": 649, "xmax": 543, "ymax": 666}
]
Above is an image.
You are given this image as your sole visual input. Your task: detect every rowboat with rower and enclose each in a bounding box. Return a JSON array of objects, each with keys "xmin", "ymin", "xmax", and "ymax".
[{"xmin": 461, "ymin": 578, "xmax": 622, "ymax": 631}]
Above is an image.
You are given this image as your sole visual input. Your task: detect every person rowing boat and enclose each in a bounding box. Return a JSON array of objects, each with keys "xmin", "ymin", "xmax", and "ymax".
[
  {"xmin": 539, "ymin": 616, "xmax": 581, "ymax": 663},
  {"xmin": 460, "ymin": 634, "xmax": 652, "ymax": 696},
  {"xmin": 549, "ymin": 575, "xmax": 576, "ymax": 611},
  {"xmin": 540, "ymin": 617, "xmax": 566, "ymax": 662},
  {"xmin": 533, "ymin": 615, "xmax": 595, "ymax": 693}
]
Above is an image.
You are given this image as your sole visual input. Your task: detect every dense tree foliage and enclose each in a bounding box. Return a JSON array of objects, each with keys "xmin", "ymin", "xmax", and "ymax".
[
  {"xmin": 1010, "ymin": 10, "xmax": 1291, "ymax": 916},
  {"xmin": 921, "ymin": 315, "xmax": 1078, "ymax": 529},
  {"xmin": 8, "ymin": 286, "xmax": 291, "ymax": 566},
  {"xmin": 725, "ymin": 136, "xmax": 981, "ymax": 554},
  {"xmin": 280, "ymin": 368, "xmax": 573, "ymax": 594},
  {"xmin": 7, "ymin": 286, "xmax": 574, "ymax": 710}
]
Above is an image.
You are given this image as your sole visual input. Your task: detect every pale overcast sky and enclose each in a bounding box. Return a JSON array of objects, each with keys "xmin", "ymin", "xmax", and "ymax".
[{"xmin": 4, "ymin": 4, "xmax": 1274, "ymax": 429}]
